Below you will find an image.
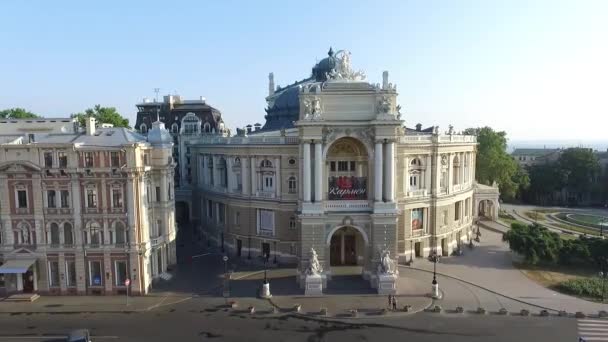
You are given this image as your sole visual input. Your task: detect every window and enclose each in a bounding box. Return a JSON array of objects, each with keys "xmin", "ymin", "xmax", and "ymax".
[
  {"xmin": 140, "ymin": 123, "xmax": 148, "ymax": 134},
  {"xmin": 288, "ymin": 176, "xmax": 297, "ymax": 193},
  {"xmin": 263, "ymin": 175, "xmax": 273, "ymax": 190},
  {"xmin": 63, "ymin": 223, "xmax": 73, "ymax": 245},
  {"xmin": 60, "ymin": 190, "xmax": 70, "ymax": 208},
  {"xmin": 115, "ymin": 261, "xmax": 128, "ymax": 286},
  {"xmin": 289, "ymin": 216, "xmax": 296, "ymax": 229},
  {"xmin": 168, "ymin": 182, "xmax": 172, "ymax": 200},
  {"xmin": 146, "ymin": 186, "xmax": 151, "ymax": 204},
  {"xmin": 47, "ymin": 190, "xmax": 56, "ymax": 208},
  {"xmin": 234, "ymin": 211, "xmax": 240, "ymax": 225},
  {"xmin": 455, "ymin": 201, "xmax": 461, "ymax": 221},
  {"xmin": 156, "ymin": 186, "xmax": 161, "ymax": 202},
  {"xmin": 44, "ymin": 151, "xmax": 53, "ymax": 168},
  {"xmin": 48, "ymin": 261, "xmax": 60, "ymax": 287},
  {"xmin": 86, "ymin": 189, "xmax": 97, "ymax": 208},
  {"xmin": 288, "ymin": 158, "xmax": 296, "ymax": 165},
  {"xmin": 49, "ymin": 223, "xmax": 60, "ymax": 245},
  {"xmin": 217, "ymin": 203, "xmax": 225, "ymax": 224},
  {"xmin": 155, "ymin": 220, "xmax": 162, "ymax": 237},
  {"xmin": 338, "ymin": 161, "xmax": 349, "ymax": 171},
  {"xmin": 411, "ymin": 208, "xmax": 424, "ymax": 231},
  {"xmin": 207, "ymin": 200, "xmax": 213, "ymax": 218},
  {"xmin": 112, "ymin": 188, "xmax": 122, "ymax": 208},
  {"xmin": 171, "ymin": 123, "xmax": 179, "ymax": 134},
  {"xmin": 84, "ymin": 152, "xmax": 94, "ymax": 167},
  {"xmin": 256, "ymin": 209, "xmax": 275, "ymax": 236},
  {"xmin": 330, "ymin": 162, "xmax": 336, "ymax": 172},
  {"xmin": 114, "ymin": 222, "xmax": 126, "ymax": 245},
  {"xmin": 261, "ymin": 159, "xmax": 272, "ymax": 168},
  {"xmin": 87, "ymin": 222, "xmax": 102, "ymax": 245},
  {"xmin": 203, "ymin": 122, "xmax": 211, "ymax": 133},
  {"xmin": 143, "ymin": 154, "xmax": 149, "ymax": 166},
  {"xmin": 66, "ymin": 261, "xmax": 76, "ymax": 287},
  {"xmin": 88, "ymin": 260, "xmax": 103, "ymax": 286},
  {"xmin": 442, "ymin": 210, "xmax": 448, "ymax": 226},
  {"xmin": 110, "ymin": 151, "xmax": 120, "ymax": 167},
  {"xmin": 58, "ymin": 152, "xmax": 68, "ymax": 168},
  {"xmin": 465, "ymin": 198, "xmax": 470, "ymax": 217},
  {"xmin": 17, "ymin": 190, "xmax": 27, "ymax": 208}
]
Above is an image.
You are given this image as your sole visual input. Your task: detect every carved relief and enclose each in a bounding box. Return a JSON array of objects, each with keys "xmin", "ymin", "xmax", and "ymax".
[{"xmin": 302, "ymin": 96, "xmax": 323, "ymax": 121}]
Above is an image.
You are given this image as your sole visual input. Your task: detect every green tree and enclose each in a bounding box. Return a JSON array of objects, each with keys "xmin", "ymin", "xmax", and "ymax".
[
  {"xmin": 502, "ymin": 222, "xmax": 562, "ymax": 264},
  {"xmin": 0, "ymin": 108, "xmax": 40, "ymax": 119},
  {"xmin": 71, "ymin": 105, "xmax": 130, "ymax": 129},
  {"xmin": 464, "ymin": 127, "xmax": 523, "ymax": 200},
  {"xmin": 526, "ymin": 162, "xmax": 567, "ymax": 205},
  {"xmin": 558, "ymin": 148, "xmax": 600, "ymax": 193}
]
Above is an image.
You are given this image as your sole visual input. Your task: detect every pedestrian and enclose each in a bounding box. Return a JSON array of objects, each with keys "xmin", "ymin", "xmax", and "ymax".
[
  {"xmin": 392, "ymin": 296, "xmax": 397, "ymax": 311},
  {"xmin": 388, "ymin": 294, "xmax": 392, "ymax": 308}
]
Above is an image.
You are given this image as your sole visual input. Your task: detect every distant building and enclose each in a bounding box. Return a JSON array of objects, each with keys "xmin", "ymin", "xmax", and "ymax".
[
  {"xmin": 511, "ymin": 148, "xmax": 560, "ymax": 166},
  {"xmin": 0, "ymin": 117, "xmax": 176, "ymax": 296}
]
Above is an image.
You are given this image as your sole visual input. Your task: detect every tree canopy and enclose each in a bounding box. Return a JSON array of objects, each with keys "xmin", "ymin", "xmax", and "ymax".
[
  {"xmin": 0, "ymin": 108, "xmax": 40, "ymax": 119},
  {"xmin": 464, "ymin": 126, "xmax": 528, "ymax": 200},
  {"xmin": 71, "ymin": 105, "xmax": 130, "ymax": 129}
]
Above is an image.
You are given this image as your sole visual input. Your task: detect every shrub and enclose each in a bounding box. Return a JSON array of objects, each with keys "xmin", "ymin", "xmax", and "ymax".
[{"xmin": 557, "ymin": 277, "xmax": 604, "ymax": 299}]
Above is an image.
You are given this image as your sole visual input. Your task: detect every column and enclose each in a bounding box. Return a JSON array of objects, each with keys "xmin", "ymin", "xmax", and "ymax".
[
  {"xmin": 374, "ymin": 141, "xmax": 383, "ymax": 202},
  {"xmin": 241, "ymin": 157, "xmax": 250, "ymax": 195},
  {"xmin": 425, "ymin": 154, "xmax": 432, "ymax": 193},
  {"xmin": 434, "ymin": 154, "xmax": 442, "ymax": 195},
  {"xmin": 314, "ymin": 142, "xmax": 323, "ymax": 202},
  {"xmin": 212, "ymin": 156, "xmax": 219, "ymax": 188},
  {"xmin": 226, "ymin": 157, "xmax": 234, "ymax": 192},
  {"xmin": 250, "ymin": 157, "xmax": 257, "ymax": 196},
  {"xmin": 403, "ymin": 156, "xmax": 410, "ymax": 195},
  {"xmin": 459, "ymin": 152, "xmax": 465, "ymax": 186},
  {"xmin": 448, "ymin": 153, "xmax": 454, "ymax": 194},
  {"xmin": 303, "ymin": 142, "xmax": 311, "ymax": 202},
  {"xmin": 202, "ymin": 155, "xmax": 208, "ymax": 186},
  {"xmin": 385, "ymin": 141, "xmax": 395, "ymax": 202},
  {"xmin": 274, "ymin": 156, "xmax": 281, "ymax": 198}
]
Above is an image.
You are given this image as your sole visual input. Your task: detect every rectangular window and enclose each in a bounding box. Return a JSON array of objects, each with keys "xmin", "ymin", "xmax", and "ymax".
[
  {"xmin": 48, "ymin": 261, "xmax": 60, "ymax": 287},
  {"xmin": 47, "ymin": 190, "xmax": 56, "ymax": 208},
  {"xmin": 217, "ymin": 203, "xmax": 225, "ymax": 224},
  {"xmin": 257, "ymin": 209, "xmax": 275, "ymax": 236},
  {"xmin": 337, "ymin": 161, "xmax": 349, "ymax": 171},
  {"xmin": 60, "ymin": 190, "xmax": 70, "ymax": 208},
  {"xmin": 156, "ymin": 186, "xmax": 161, "ymax": 202},
  {"xmin": 455, "ymin": 201, "xmax": 461, "ymax": 221},
  {"xmin": 110, "ymin": 151, "xmax": 120, "ymax": 167},
  {"xmin": 330, "ymin": 161, "xmax": 336, "ymax": 172},
  {"xmin": 112, "ymin": 189, "xmax": 122, "ymax": 208},
  {"xmin": 207, "ymin": 200, "xmax": 213, "ymax": 218},
  {"xmin": 442, "ymin": 210, "xmax": 448, "ymax": 226},
  {"xmin": 84, "ymin": 152, "xmax": 94, "ymax": 167},
  {"xmin": 115, "ymin": 260, "xmax": 128, "ymax": 286},
  {"xmin": 87, "ymin": 189, "xmax": 97, "ymax": 208},
  {"xmin": 44, "ymin": 151, "xmax": 53, "ymax": 168},
  {"xmin": 58, "ymin": 152, "xmax": 68, "ymax": 168},
  {"xmin": 350, "ymin": 161, "xmax": 356, "ymax": 171},
  {"xmin": 411, "ymin": 208, "xmax": 424, "ymax": 231},
  {"xmin": 66, "ymin": 261, "xmax": 77, "ymax": 287},
  {"xmin": 234, "ymin": 211, "xmax": 240, "ymax": 225},
  {"xmin": 143, "ymin": 153, "xmax": 149, "ymax": 166},
  {"xmin": 17, "ymin": 190, "xmax": 27, "ymax": 208},
  {"xmin": 168, "ymin": 182, "xmax": 173, "ymax": 200},
  {"xmin": 88, "ymin": 261, "xmax": 103, "ymax": 286}
]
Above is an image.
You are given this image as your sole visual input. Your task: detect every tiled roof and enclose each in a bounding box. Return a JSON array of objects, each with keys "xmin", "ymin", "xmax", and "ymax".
[{"xmin": 511, "ymin": 148, "xmax": 560, "ymax": 156}]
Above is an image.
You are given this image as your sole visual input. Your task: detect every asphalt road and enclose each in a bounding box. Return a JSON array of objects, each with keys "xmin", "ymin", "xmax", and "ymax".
[{"xmin": 0, "ymin": 309, "xmax": 580, "ymax": 342}]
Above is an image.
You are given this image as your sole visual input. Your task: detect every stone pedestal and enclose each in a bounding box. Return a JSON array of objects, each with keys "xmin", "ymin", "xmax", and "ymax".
[
  {"xmin": 304, "ymin": 274, "xmax": 324, "ymax": 296},
  {"xmin": 377, "ymin": 273, "xmax": 397, "ymax": 295},
  {"xmin": 431, "ymin": 282, "xmax": 441, "ymax": 299},
  {"xmin": 260, "ymin": 282, "xmax": 272, "ymax": 298}
]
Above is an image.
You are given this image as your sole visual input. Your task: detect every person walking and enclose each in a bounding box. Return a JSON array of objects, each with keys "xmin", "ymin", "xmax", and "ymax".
[
  {"xmin": 388, "ymin": 294, "xmax": 392, "ymax": 309},
  {"xmin": 392, "ymin": 295, "xmax": 398, "ymax": 311}
]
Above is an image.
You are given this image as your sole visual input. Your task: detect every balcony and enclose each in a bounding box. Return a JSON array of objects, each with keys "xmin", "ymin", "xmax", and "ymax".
[
  {"xmin": 257, "ymin": 191, "xmax": 276, "ymax": 199},
  {"xmin": 325, "ymin": 200, "xmax": 371, "ymax": 212},
  {"xmin": 406, "ymin": 189, "xmax": 428, "ymax": 198},
  {"xmin": 44, "ymin": 208, "xmax": 73, "ymax": 215}
]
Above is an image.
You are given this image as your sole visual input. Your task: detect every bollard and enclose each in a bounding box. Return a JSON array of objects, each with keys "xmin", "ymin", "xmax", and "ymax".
[
  {"xmin": 455, "ymin": 306, "xmax": 464, "ymax": 314},
  {"xmin": 293, "ymin": 304, "xmax": 301, "ymax": 313},
  {"xmin": 520, "ymin": 309, "xmax": 530, "ymax": 316},
  {"xmin": 476, "ymin": 307, "xmax": 486, "ymax": 315},
  {"xmin": 249, "ymin": 306, "xmax": 255, "ymax": 314},
  {"xmin": 539, "ymin": 310, "xmax": 550, "ymax": 317},
  {"xmin": 320, "ymin": 308, "xmax": 328, "ymax": 317},
  {"xmin": 403, "ymin": 305, "xmax": 413, "ymax": 312},
  {"xmin": 558, "ymin": 310, "xmax": 568, "ymax": 317},
  {"xmin": 432, "ymin": 305, "xmax": 442, "ymax": 313},
  {"xmin": 575, "ymin": 312, "xmax": 586, "ymax": 318},
  {"xmin": 498, "ymin": 308, "xmax": 508, "ymax": 315}
]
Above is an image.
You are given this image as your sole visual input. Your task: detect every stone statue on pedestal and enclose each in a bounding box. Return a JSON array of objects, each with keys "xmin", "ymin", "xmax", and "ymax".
[
  {"xmin": 378, "ymin": 249, "xmax": 398, "ymax": 275},
  {"xmin": 307, "ymin": 248, "xmax": 323, "ymax": 276}
]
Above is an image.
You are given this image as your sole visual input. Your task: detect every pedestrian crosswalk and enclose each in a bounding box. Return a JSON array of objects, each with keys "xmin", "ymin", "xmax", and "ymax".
[{"xmin": 578, "ymin": 319, "xmax": 608, "ymax": 341}]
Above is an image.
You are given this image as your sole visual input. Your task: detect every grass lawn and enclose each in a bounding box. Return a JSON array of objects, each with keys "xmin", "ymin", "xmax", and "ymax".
[
  {"xmin": 524, "ymin": 211, "xmax": 546, "ymax": 221},
  {"xmin": 551, "ymin": 221, "xmax": 600, "ymax": 236},
  {"xmin": 515, "ymin": 263, "xmax": 600, "ymax": 301},
  {"xmin": 568, "ymin": 214, "xmax": 608, "ymax": 226}
]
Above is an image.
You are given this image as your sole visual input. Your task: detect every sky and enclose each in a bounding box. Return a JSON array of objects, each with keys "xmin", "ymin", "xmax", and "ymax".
[{"xmin": 1, "ymin": 0, "xmax": 607, "ymax": 143}]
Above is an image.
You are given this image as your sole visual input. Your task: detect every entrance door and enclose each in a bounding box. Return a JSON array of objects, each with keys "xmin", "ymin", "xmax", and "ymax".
[
  {"xmin": 414, "ymin": 242, "xmax": 421, "ymax": 257},
  {"xmin": 261, "ymin": 243, "xmax": 270, "ymax": 260},
  {"xmin": 441, "ymin": 238, "xmax": 448, "ymax": 256},
  {"xmin": 22, "ymin": 270, "xmax": 34, "ymax": 293},
  {"xmin": 344, "ymin": 235, "xmax": 357, "ymax": 265},
  {"xmin": 157, "ymin": 250, "xmax": 163, "ymax": 275},
  {"xmin": 236, "ymin": 239, "xmax": 242, "ymax": 257},
  {"xmin": 330, "ymin": 235, "xmax": 341, "ymax": 266}
]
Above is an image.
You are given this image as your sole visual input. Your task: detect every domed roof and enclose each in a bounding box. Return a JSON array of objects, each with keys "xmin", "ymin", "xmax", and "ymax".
[
  {"xmin": 147, "ymin": 120, "xmax": 173, "ymax": 147},
  {"xmin": 312, "ymin": 47, "xmax": 338, "ymax": 82},
  {"xmin": 261, "ymin": 86, "xmax": 301, "ymax": 131}
]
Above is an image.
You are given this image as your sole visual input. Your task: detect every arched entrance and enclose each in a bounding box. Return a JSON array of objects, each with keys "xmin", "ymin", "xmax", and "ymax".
[
  {"xmin": 477, "ymin": 200, "xmax": 496, "ymax": 220},
  {"xmin": 325, "ymin": 225, "xmax": 372, "ymax": 293}
]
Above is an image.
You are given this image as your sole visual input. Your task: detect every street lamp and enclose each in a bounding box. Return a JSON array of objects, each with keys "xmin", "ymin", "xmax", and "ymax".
[
  {"xmin": 409, "ymin": 240, "xmax": 414, "ymax": 265},
  {"xmin": 260, "ymin": 253, "xmax": 272, "ymax": 298},
  {"xmin": 430, "ymin": 252, "xmax": 441, "ymax": 299},
  {"xmin": 222, "ymin": 255, "xmax": 229, "ymax": 300}
]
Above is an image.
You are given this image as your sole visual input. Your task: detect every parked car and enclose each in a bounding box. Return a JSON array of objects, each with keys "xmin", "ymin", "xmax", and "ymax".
[{"xmin": 67, "ymin": 329, "xmax": 91, "ymax": 342}]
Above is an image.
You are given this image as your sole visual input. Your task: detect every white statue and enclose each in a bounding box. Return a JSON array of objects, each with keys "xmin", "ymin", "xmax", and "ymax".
[
  {"xmin": 307, "ymin": 248, "xmax": 323, "ymax": 276},
  {"xmin": 376, "ymin": 96, "xmax": 391, "ymax": 114},
  {"xmin": 378, "ymin": 249, "xmax": 397, "ymax": 275},
  {"xmin": 327, "ymin": 50, "xmax": 366, "ymax": 81}
]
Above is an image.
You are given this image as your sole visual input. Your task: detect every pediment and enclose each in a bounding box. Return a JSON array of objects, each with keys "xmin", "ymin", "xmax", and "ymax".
[
  {"xmin": 0, "ymin": 161, "xmax": 42, "ymax": 173},
  {"xmin": 9, "ymin": 248, "xmax": 37, "ymax": 256}
]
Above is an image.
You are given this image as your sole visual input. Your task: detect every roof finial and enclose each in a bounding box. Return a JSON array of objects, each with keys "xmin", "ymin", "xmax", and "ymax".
[{"xmin": 328, "ymin": 47, "xmax": 334, "ymax": 56}]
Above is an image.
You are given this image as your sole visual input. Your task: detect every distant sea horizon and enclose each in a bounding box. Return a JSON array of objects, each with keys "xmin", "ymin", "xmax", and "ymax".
[{"xmin": 507, "ymin": 140, "xmax": 608, "ymax": 153}]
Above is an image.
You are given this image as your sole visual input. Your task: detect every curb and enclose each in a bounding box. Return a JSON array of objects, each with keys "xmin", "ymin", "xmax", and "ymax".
[{"xmin": 399, "ymin": 265, "xmax": 563, "ymax": 313}]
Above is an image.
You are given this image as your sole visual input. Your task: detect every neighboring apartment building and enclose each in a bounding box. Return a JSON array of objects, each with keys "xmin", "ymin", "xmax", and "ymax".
[
  {"xmin": 511, "ymin": 148, "xmax": 561, "ymax": 167},
  {"xmin": 0, "ymin": 117, "xmax": 176, "ymax": 296},
  {"xmin": 189, "ymin": 48, "xmax": 498, "ymax": 292}
]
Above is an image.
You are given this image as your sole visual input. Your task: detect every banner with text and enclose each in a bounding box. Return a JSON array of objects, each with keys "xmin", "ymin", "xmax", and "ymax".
[{"xmin": 328, "ymin": 176, "xmax": 367, "ymax": 200}]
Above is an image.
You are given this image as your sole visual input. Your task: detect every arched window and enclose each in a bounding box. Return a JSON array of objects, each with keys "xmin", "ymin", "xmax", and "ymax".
[
  {"xmin": 63, "ymin": 222, "xmax": 73, "ymax": 246},
  {"xmin": 50, "ymin": 223, "xmax": 60, "ymax": 245},
  {"xmin": 234, "ymin": 157, "xmax": 241, "ymax": 166},
  {"xmin": 86, "ymin": 221, "xmax": 102, "ymax": 246},
  {"xmin": 171, "ymin": 123, "xmax": 179, "ymax": 134},
  {"xmin": 288, "ymin": 176, "xmax": 297, "ymax": 193},
  {"xmin": 260, "ymin": 159, "xmax": 273, "ymax": 168},
  {"xmin": 140, "ymin": 123, "xmax": 148, "ymax": 134},
  {"xmin": 410, "ymin": 158, "xmax": 422, "ymax": 167},
  {"xmin": 203, "ymin": 122, "xmax": 211, "ymax": 133},
  {"xmin": 114, "ymin": 221, "xmax": 126, "ymax": 245},
  {"xmin": 289, "ymin": 216, "xmax": 296, "ymax": 229}
]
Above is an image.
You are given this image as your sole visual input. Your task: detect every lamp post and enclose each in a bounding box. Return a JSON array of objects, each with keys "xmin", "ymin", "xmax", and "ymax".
[
  {"xmin": 409, "ymin": 240, "xmax": 414, "ymax": 265},
  {"xmin": 430, "ymin": 252, "xmax": 441, "ymax": 299},
  {"xmin": 260, "ymin": 253, "xmax": 272, "ymax": 298},
  {"xmin": 222, "ymin": 255, "xmax": 229, "ymax": 300}
]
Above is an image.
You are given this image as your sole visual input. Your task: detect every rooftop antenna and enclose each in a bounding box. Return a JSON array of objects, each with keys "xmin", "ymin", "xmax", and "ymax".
[{"xmin": 154, "ymin": 88, "xmax": 161, "ymax": 122}]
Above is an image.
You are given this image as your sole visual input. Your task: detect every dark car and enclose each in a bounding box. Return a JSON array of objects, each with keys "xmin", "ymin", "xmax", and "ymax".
[{"xmin": 67, "ymin": 329, "xmax": 91, "ymax": 342}]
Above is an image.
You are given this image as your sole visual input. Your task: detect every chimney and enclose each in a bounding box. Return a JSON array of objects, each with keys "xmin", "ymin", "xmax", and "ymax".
[
  {"xmin": 254, "ymin": 123, "xmax": 261, "ymax": 131},
  {"xmin": 268, "ymin": 72, "xmax": 275, "ymax": 96},
  {"xmin": 415, "ymin": 123, "xmax": 422, "ymax": 131},
  {"xmin": 246, "ymin": 124, "xmax": 253, "ymax": 134},
  {"xmin": 382, "ymin": 71, "xmax": 389, "ymax": 90},
  {"xmin": 85, "ymin": 116, "xmax": 96, "ymax": 136},
  {"xmin": 200, "ymin": 96, "xmax": 206, "ymax": 104}
]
